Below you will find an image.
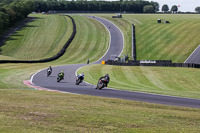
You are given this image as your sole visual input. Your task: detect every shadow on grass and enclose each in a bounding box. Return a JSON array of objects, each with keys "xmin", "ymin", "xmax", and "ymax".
[
  {"xmin": 10, "ymin": 32, "xmax": 23, "ymax": 36},
  {"xmin": 6, "ymin": 37, "xmax": 17, "ymax": 41},
  {"xmin": 23, "ymin": 25, "xmax": 38, "ymax": 27},
  {"xmin": 0, "ymin": 16, "xmax": 43, "ymax": 49}
]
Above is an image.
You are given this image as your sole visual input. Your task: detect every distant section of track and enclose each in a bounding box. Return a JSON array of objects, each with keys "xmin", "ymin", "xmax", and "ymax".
[
  {"xmin": 185, "ymin": 45, "xmax": 200, "ymax": 64},
  {"xmin": 31, "ymin": 16, "xmax": 200, "ymax": 109}
]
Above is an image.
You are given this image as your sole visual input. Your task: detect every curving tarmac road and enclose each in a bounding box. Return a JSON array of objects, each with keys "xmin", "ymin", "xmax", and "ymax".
[
  {"xmin": 185, "ymin": 45, "xmax": 200, "ymax": 64},
  {"xmin": 31, "ymin": 16, "xmax": 200, "ymax": 108}
]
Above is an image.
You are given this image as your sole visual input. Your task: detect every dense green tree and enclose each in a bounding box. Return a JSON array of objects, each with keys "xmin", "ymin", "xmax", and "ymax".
[
  {"xmin": 195, "ymin": 7, "xmax": 200, "ymax": 13},
  {"xmin": 150, "ymin": 1, "xmax": 159, "ymax": 12},
  {"xmin": 0, "ymin": 0, "xmax": 35, "ymax": 34},
  {"xmin": 143, "ymin": 5, "xmax": 154, "ymax": 13},
  {"xmin": 0, "ymin": 0, "xmax": 161, "ymax": 35},
  {"xmin": 162, "ymin": 4, "xmax": 169, "ymax": 13},
  {"xmin": 171, "ymin": 5, "xmax": 178, "ymax": 14},
  {"xmin": 0, "ymin": 11, "xmax": 8, "ymax": 33}
]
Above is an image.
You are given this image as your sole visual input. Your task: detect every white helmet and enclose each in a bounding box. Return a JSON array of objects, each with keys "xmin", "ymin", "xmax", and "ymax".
[{"xmin": 81, "ymin": 72, "xmax": 84, "ymax": 76}]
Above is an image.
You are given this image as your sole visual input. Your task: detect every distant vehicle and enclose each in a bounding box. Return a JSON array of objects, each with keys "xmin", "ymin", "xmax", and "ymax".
[{"xmin": 112, "ymin": 13, "xmax": 122, "ymax": 18}]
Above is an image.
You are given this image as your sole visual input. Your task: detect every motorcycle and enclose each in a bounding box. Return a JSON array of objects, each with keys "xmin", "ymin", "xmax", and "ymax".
[
  {"xmin": 57, "ymin": 75, "xmax": 64, "ymax": 82},
  {"xmin": 47, "ymin": 70, "xmax": 52, "ymax": 77},
  {"xmin": 96, "ymin": 78, "xmax": 108, "ymax": 90},
  {"xmin": 75, "ymin": 76, "xmax": 84, "ymax": 85}
]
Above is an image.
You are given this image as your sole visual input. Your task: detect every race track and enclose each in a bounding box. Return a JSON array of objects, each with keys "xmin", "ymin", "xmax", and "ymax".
[
  {"xmin": 31, "ymin": 16, "xmax": 200, "ymax": 108},
  {"xmin": 185, "ymin": 45, "xmax": 200, "ymax": 64}
]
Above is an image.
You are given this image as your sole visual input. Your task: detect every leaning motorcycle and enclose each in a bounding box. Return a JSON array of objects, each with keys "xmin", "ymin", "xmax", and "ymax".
[
  {"xmin": 57, "ymin": 75, "xmax": 64, "ymax": 82},
  {"xmin": 76, "ymin": 76, "xmax": 84, "ymax": 85},
  {"xmin": 96, "ymin": 78, "xmax": 108, "ymax": 90},
  {"xmin": 47, "ymin": 70, "xmax": 52, "ymax": 77}
]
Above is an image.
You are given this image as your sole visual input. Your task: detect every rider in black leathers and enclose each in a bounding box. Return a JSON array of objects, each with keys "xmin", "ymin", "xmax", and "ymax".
[
  {"xmin": 77, "ymin": 72, "xmax": 84, "ymax": 81},
  {"xmin": 97, "ymin": 74, "xmax": 110, "ymax": 88}
]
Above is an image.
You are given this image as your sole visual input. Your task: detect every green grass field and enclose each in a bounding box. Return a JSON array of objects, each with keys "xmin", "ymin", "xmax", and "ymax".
[
  {"xmin": 0, "ymin": 14, "xmax": 109, "ymax": 88},
  {"xmin": 0, "ymin": 14, "xmax": 200, "ymax": 132},
  {"xmin": 1, "ymin": 89, "xmax": 200, "ymax": 132},
  {"xmin": 97, "ymin": 14, "xmax": 200, "ymax": 62},
  {"xmin": 0, "ymin": 14, "xmax": 72, "ymax": 60},
  {"xmin": 78, "ymin": 64, "xmax": 200, "ymax": 99},
  {"xmin": 52, "ymin": 15, "xmax": 109, "ymax": 64}
]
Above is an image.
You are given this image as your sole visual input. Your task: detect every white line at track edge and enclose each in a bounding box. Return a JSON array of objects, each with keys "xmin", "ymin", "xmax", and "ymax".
[{"xmin": 184, "ymin": 45, "xmax": 200, "ymax": 63}]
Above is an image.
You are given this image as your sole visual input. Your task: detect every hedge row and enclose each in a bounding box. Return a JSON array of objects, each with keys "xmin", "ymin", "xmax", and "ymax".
[{"xmin": 0, "ymin": 15, "xmax": 76, "ymax": 64}]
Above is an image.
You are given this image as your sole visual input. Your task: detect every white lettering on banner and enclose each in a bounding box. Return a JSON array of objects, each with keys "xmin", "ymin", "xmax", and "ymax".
[{"xmin": 140, "ymin": 60, "xmax": 156, "ymax": 64}]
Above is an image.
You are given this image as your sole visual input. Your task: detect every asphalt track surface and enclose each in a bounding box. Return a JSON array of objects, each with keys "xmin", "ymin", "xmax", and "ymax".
[
  {"xmin": 185, "ymin": 45, "xmax": 200, "ymax": 64},
  {"xmin": 32, "ymin": 16, "xmax": 200, "ymax": 108}
]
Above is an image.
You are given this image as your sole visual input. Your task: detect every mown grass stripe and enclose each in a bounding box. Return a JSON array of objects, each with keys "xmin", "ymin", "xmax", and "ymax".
[
  {"xmin": 1, "ymin": 14, "xmax": 71, "ymax": 60},
  {"xmin": 97, "ymin": 14, "xmax": 200, "ymax": 62},
  {"xmin": 79, "ymin": 64, "xmax": 200, "ymax": 99},
  {"xmin": 52, "ymin": 15, "xmax": 109, "ymax": 64}
]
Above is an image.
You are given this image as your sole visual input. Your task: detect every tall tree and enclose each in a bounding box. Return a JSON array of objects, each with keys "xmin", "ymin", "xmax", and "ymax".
[
  {"xmin": 171, "ymin": 5, "xmax": 178, "ymax": 14},
  {"xmin": 143, "ymin": 5, "xmax": 154, "ymax": 13},
  {"xmin": 195, "ymin": 7, "xmax": 200, "ymax": 13},
  {"xmin": 162, "ymin": 4, "xmax": 169, "ymax": 13},
  {"xmin": 150, "ymin": 1, "xmax": 159, "ymax": 12}
]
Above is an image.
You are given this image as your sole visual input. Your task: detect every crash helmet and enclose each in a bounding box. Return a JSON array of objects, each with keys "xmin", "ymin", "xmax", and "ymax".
[{"xmin": 81, "ymin": 72, "xmax": 84, "ymax": 76}]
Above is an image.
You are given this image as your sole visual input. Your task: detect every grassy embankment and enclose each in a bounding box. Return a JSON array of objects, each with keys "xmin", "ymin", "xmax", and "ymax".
[
  {"xmin": 0, "ymin": 14, "xmax": 200, "ymax": 132},
  {"xmin": 97, "ymin": 14, "xmax": 200, "ymax": 63},
  {"xmin": 78, "ymin": 14, "xmax": 200, "ymax": 99},
  {"xmin": 1, "ymin": 89, "xmax": 200, "ymax": 132},
  {"xmin": 0, "ymin": 14, "xmax": 70, "ymax": 60},
  {"xmin": 0, "ymin": 14, "xmax": 109, "ymax": 89},
  {"xmin": 79, "ymin": 64, "xmax": 200, "ymax": 99}
]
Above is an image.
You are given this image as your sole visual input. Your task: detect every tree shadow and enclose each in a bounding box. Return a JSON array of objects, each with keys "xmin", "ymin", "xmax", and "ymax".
[
  {"xmin": 0, "ymin": 16, "xmax": 44, "ymax": 48},
  {"xmin": 10, "ymin": 31, "xmax": 23, "ymax": 36},
  {"xmin": 33, "ymin": 17, "xmax": 44, "ymax": 20},
  {"xmin": 23, "ymin": 25, "xmax": 38, "ymax": 27},
  {"xmin": 6, "ymin": 37, "xmax": 17, "ymax": 41}
]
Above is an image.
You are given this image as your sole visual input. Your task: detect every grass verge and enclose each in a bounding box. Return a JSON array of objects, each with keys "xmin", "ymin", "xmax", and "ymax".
[
  {"xmin": 0, "ymin": 14, "xmax": 71, "ymax": 60},
  {"xmin": 0, "ymin": 89, "xmax": 200, "ymax": 132},
  {"xmin": 78, "ymin": 64, "xmax": 200, "ymax": 99},
  {"xmin": 96, "ymin": 14, "xmax": 200, "ymax": 62}
]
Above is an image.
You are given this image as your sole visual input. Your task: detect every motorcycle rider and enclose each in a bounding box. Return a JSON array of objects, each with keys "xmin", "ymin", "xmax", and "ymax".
[
  {"xmin": 77, "ymin": 72, "xmax": 84, "ymax": 80},
  {"xmin": 96, "ymin": 74, "xmax": 110, "ymax": 89},
  {"xmin": 47, "ymin": 66, "xmax": 52, "ymax": 76},
  {"xmin": 48, "ymin": 66, "xmax": 52, "ymax": 71},
  {"xmin": 58, "ymin": 71, "xmax": 65, "ymax": 80},
  {"xmin": 47, "ymin": 66, "xmax": 52, "ymax": 72}
]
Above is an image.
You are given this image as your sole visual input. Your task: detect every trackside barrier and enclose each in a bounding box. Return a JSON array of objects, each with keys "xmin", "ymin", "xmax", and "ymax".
[
  {"xmin": 132, "ymin": 24, "xmax": 136, "ymax": 60},
  {"xmin": 105, "ymin": 60, "xmax": 200, "ymax": 69},
  {"xmin": 0, "ymin": 15, "xmax": 76, "ymax": 64},
  {"xmin": 101, "ymin": 61, "xmax": 105, "ymax": 64}
]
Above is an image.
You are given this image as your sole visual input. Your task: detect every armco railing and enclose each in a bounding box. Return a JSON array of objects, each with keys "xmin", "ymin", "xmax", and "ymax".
[
  {"xmin": 132, "ymin": 24, "xmax": 136, "ymax": 60},
  {"xmin": 105, "ymin": 60, "xmax": 200, "ymax": 69}
]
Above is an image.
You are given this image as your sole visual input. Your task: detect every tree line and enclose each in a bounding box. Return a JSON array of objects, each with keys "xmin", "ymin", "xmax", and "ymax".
[
  {"xmin": 0, "ymin": 0, "xmax": 35, "ymax": 34},
  {"xmin": 0, "ymin": 0, "xmax": 159, "ymax": 35},
  {"xmin": 34, "ymin": 0, "xmax": 159, "ymax": 13}
]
